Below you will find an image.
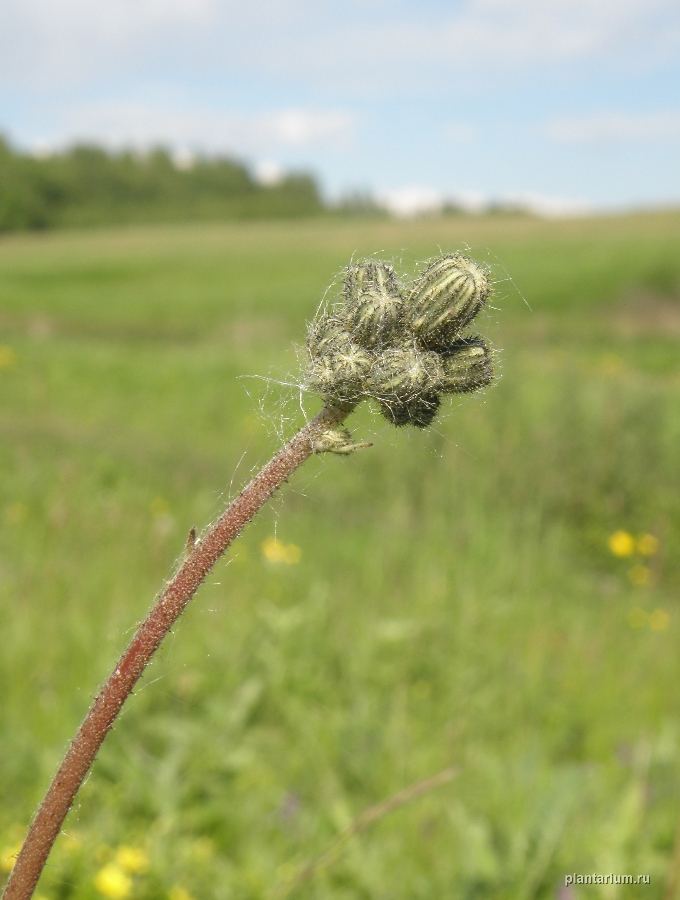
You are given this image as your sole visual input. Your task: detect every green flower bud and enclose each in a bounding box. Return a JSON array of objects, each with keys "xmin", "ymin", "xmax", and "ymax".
[
  {"xmin": 343, "ymin": 261, "xmax": 403, "ymax": 349},
  {"xmin": 366, "ymin": 345, "xmax": 444, "ymax": 401},
  {"xmin": 439, "ymin": 336, "xmax": 494, "ymax": 394},
  {"xmin": 306, "ymin": 342, "xmax": 372, "ymax": 402},
  {"xmin": 305, "ymin": 255, "xmax": 496, "ymax": 416},
  {"xmin": 407, "ymin": 253, "xmax": 490, "ymax": 347},
  {"xmin": 379, "ymin": 393, "xmax": 441, "ymax": 428},
  {"xmin": 307, "ymin": 313, "xmax": 352, "ymax": 359}
]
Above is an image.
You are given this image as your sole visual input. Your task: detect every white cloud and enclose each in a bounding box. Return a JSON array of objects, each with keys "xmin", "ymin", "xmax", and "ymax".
[
  {"xmin": 171, "ymin": 148, "xmax": 196, "ymax": 171},
  {"xmin": 377, "ymin": 185, "xmax": 445, "ymax": 217},
  {"xmin": 0, "ymin": 0, "xmax": 677, "ymax": 91},
  {"xmin": 376, "ymin": 185, "xmax": 591, "ymax": 218},
  {"xmin": 448, "ymin": 191, "xmax": 489, "ymax": 214},
  {"xmin": 34, "ymin": 102, "xmax": 356, "ymax": 156},
  {"xmin": 254, "ymin": 160, "xmax": 285, "ymax": 186},
  {"xmin": 545, "ymin": 111, "xmax": 680, "ymax": 143},
  {"xmin": 265, "ymin": 110, "xmax": 355, "ymax": 147},
  {"xmin": 0, "ymin": 0, "xmax": 214, "ymax": 86},
  {"xmin": 211, "ymin": 0, "xmax": 680, "ymax": 93},
  {"xmin": 497, "ymin": 191, "xmax": 592, "ymax": 217},
  {"xmin": 378, "ymin": 0, "xmax": 680, "ymax": 87},
  {"xmin": 39, "ymin": 0, "xmax": 212, "ymax": 35}
]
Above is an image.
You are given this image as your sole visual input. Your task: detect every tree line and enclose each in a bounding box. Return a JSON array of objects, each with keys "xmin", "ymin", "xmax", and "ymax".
[{"xmin": 0, "ymin": 137, "xmax": 325, "ymax": 231}]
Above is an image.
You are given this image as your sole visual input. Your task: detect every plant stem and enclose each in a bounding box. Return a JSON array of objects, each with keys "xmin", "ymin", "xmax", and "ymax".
[{"xmin": 2, "ymin": 403, "xmax": 347, "ymax": 900}]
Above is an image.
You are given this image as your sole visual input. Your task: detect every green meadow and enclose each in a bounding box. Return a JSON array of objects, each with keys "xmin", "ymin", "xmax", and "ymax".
[{"xmin": 1, "ymin": 212, "xmax": 679, "ymax": 899}]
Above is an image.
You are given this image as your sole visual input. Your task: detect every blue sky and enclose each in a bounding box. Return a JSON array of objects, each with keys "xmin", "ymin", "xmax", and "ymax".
[{"xmin": 1, "ymin": 0, "xmax": 679, "ymax": 214}]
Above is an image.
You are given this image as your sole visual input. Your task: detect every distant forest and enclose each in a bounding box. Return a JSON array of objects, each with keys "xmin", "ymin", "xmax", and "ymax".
[{"xmin": 0, "ymin": 137, "xmax": 326, "ymax": 231}]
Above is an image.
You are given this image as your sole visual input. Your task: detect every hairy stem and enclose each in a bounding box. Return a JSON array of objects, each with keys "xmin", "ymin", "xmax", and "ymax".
[{"xmin": 2, "ymin": 403, "xmax": 347, "ymax": 900}]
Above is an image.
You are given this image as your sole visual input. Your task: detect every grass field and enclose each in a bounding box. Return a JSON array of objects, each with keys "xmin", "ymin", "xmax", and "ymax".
[{"xmin": 1, "ymin": 211, "xmax": 679, "ymax": 899}]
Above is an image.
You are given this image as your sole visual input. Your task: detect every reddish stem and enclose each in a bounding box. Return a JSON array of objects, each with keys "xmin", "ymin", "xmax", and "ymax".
[{"xmin": 2, "ymin": 404, "xmax": 346, "ymax": 900}]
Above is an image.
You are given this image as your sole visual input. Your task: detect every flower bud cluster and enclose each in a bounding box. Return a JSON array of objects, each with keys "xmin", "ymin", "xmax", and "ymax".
[{"xmin": 305, "ymin": 254, "xmax": 494, "ymax": 427}]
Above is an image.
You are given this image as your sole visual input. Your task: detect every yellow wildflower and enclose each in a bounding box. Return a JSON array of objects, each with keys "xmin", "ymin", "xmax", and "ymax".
[
  {"xmin": 637, "ymin": 533, "xmax": 659, "ymax": 556},
  {"xmin": 169, "ymin": 887, "xmax": 194, "ymax": 900},
  {"xmin": 115, "ymin": 845, "xmax": 149, "ymax": 874},
  {"xmin": 261, "ymin": 537, "xmax": 301, "ymax": 565},
  {"xmin": 628, "ymin": 564, "xmax": 650, "ymax": 587},
  {"xmin": 650, "ymin": 609, "xmax": 670, "ymax": 631},
  {"xmin": 94, "ymin": 863, "xmax": 132, "ymax": 899},
  {"xmin": 0, "ymin": 346, "xmax": 17, "ymax": 369},
  {"xmin": 608, "ymin": 530, "xmax": 635, "ymax": 557},
  {"xmin": 1, "ymin": 843, "xmax": 21, "ymax": 874},
  {"xmin": 627, "ymin": 608, "xmax": 648, "ymax": 629}
]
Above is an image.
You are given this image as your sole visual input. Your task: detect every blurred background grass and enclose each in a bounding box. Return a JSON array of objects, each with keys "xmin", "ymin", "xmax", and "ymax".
[{"xmin": 1, "ymin": 211, "xmax": 679, "ymax": 898}]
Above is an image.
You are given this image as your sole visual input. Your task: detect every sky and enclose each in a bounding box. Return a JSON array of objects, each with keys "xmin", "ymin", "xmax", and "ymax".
[{"xmin": 1, "ymin": 0, "xmax": 679, "ymax": 215}]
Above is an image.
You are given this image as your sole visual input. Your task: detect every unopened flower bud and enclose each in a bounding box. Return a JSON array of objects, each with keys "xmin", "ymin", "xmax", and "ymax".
[
  {"xmin": 343, "ymin": 261, "xmax": 403, "ymax": 349},
  {"xmin": 367, "ymin": 345, "xmax": 444, "ymax": 401},
  {"xmin": 439, "ymin": 336, "xmax": 494, "ymax": 393},
  {"xmin": 408, "ymin": 254, "xmax": 490, "ymax": 347},
  {"xmin": 307, "ymin": 313, "xmax": 352, "ymax": 358},
  {"xmin": 379, "ymin": 393, "xmax": 441, "ymax": 428},
  {"xmin": 306, "ymin": 342, "xmax": 372, "ymax": 402}
]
